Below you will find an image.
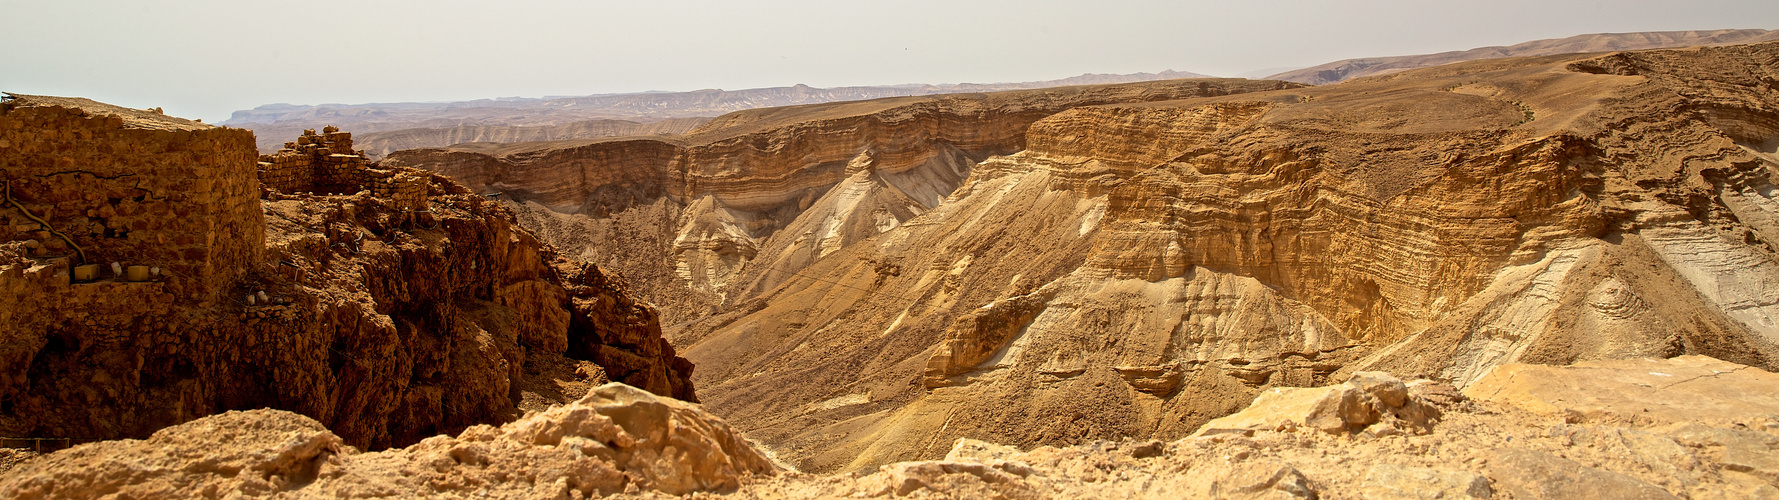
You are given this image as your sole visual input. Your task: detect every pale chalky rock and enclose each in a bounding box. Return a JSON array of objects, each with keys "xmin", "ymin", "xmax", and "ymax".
[
  {"xmin": 0, "ymin": 383, "xmax": 780, "ymax": 499},
  {"xmin": 1463, "ymin": 355, "xmax": 1779, "ymax": 426},
  {"xmin": 1360, "ymin": 463, "xmax": 1493, "ymax": 499},
  {"xmin": 1487, "ymin": 448, "xmax": 1678, "ymax": 500},
  {"xmin": 1194, "ymin": 371, "xmax": 1437, "ymax": 436}
]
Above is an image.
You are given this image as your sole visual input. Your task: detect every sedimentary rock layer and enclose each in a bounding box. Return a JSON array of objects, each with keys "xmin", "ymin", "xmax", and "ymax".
[
  {"xmin": 0, "ymin": 96, "xmax": 693, "ymax": 450},
  {"xmin": 223, "ymin": 71, "xmax": 1215, "ymax": 153},
  {"xmin": 384, "ymin": 79, "xmax": 1298, "ymax": 323},
  {"xmin": 675, "ymin": 41, "xmax": 1779, "ymax": 471},
  {"xmin": 352, "ymin": 118, "xmax": 711, "ymax": 159},
  {"xmin": 1267, "ymin": 28, "xmax": 1779, "ymax": 85}
]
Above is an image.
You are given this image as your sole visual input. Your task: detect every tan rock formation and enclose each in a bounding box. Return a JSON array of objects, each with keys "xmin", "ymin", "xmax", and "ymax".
[
  {"xmin": 726, "ymin": 358, "xmax": 1774, "ymax": 499},
  {"xmin": 1267, "ymin": 29, "xmax": 1779, "ymax": 85},
  {"xmin": 353, "ymin": 118, "xmax": 711, "ymax": 160},
  {"xmin": 1463, "ymin": 355, "xmax": 1779, "ymax": 428},
  {"xmin": 0, "ymin": 96, "xmax": 692, "ymax": 452},
  {"xmin": 1193, "ymin": 372, "xmax": 1437, "ymax": 437},
  {"xmin": 223, "ymin": 71, "xmax": 1216, "ymax": 153},
  {"xmin": 0, "ymin": 383, "xmax": 781, "ymax": 498},
  {"xmin": 669, "ymin": 40, "xmax": 1779, "ymax": 472},
  {"xmin": 383, "ymin": 79, "xmax": 1298, "ymax": 324},
  {"xmin": 7, "ymin": 359, "xmax": 1779, "ymax": 498}
]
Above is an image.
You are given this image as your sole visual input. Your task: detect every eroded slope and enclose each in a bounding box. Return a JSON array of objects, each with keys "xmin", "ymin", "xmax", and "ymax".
[
  {"xmin": 681, "ymin": 41, "xmax": 1779, "ymax": 472},
  {"xmin": 384, "ymin": 79, "xmax": 1298, "ymax": 324}
]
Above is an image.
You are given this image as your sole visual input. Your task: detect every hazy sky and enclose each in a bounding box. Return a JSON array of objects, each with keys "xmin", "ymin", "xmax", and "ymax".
[{"xmin": 4, "ymin": 0, "xmax": 1775, "ymax": 122}]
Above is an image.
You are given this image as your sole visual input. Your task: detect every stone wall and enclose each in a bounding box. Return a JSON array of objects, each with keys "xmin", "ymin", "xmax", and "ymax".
[
  {"xmin": 258, "ymin": 127, "xmax": 428, "ymax": 212},
  {"xmin": 0, "ymin": 99, "xmax": 262, "ymax": 303}
]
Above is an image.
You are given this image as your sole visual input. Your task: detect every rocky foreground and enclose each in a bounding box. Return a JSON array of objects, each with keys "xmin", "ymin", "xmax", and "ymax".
[{"xmin": 4, "ymin": 356, "xmax": 1777, "ymax": 499}]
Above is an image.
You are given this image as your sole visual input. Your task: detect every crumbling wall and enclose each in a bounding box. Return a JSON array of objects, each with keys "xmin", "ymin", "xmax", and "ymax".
[{"xmin": 257, "ymin": 127, "xmax": 428, "ymax": 212}]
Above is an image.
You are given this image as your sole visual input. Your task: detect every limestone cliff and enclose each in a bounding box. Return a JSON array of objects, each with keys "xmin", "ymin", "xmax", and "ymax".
[
  {"xmin": 671, "ymin": 41, "xmax": 1779, "ymax": 472},
  {"xmin": 383, "ymin": 79, "xmax": 1299, "ymax": 324},
  {"xmin": 0, "ymin": 94, "xmax": 693, "ymax": 451}
]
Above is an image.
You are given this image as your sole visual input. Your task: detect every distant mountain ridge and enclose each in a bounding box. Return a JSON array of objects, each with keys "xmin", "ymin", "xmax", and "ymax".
[
  {"xmin": 353, "ymin": 118, "xmax": 712, "ymax": 159},
  {"xmin": 1267, "ymin": 29, "xmax": 1779, "ymax": 85},
  {"xmin": 221, "ymin": 70, "xmax": 1210, "ymax": 153}
]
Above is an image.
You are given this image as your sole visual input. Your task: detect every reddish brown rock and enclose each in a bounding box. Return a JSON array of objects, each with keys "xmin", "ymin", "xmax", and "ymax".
[{"xmin": 0, "ymin": 95, "xmax": 693, "ymax": 451}]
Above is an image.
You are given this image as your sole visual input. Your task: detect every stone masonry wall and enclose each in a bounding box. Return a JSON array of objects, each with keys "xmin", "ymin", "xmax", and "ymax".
[
  {"xmin": 0, "ymin": 102, "xmax": 263, "ymax": 303},
  {"xmin": 258, "ymin": 127, "xmax": 428, "ymax": 212}
]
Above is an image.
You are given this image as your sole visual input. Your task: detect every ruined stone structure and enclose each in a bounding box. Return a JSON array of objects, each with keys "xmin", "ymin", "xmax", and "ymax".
[
  {"xmin": 0, "ymin": 94, "xmax": 261, "ymax": 304},
  {"xmin": 0, "ymin": 94, "xmax": 695, "ymax": 451},
  {"xmin": 257, "ymin": 127, "xmax": 428, "ymax": 212}
]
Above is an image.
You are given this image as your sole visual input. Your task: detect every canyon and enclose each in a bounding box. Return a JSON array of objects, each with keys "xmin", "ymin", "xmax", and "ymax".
[
  {"xmin": 381, "ymin": 79, "xmax": 1298, "ymax": 325},
  {"xmin": 385, "ymin": 40, "xmax": 1779, "ymax": 477},
  {"xmin": 2, "ymin": 35, "xmax": 1779, "ymax": 500}
]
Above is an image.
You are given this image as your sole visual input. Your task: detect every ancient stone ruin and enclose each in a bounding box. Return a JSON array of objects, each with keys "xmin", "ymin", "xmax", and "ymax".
[
  {"xmin": 257, "ymin": 126, "xmax": 429, "ymax": 212},
  {"xmin": 0, "ymin": 93, "xmax": 694, "ymax": 458}
]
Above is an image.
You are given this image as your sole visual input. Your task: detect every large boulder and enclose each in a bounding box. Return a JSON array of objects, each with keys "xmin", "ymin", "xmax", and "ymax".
[
  {"xmin": 0, "ymin": 383, "xmax": 781, "ymax": 498},
  {"xmin": 1193, "ymin": 371, "xmax": 1439, "ymax": 437}
]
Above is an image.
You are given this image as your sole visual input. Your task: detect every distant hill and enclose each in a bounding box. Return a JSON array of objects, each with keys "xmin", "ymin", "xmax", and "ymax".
[
  {"xmin": 352, "ymin": 118, "xmax": 711, "ymax": 159},
  {"xmin": 1267, "ymin": 29, "xmax": 1779, "ymax": 85},
  {"xmin": 222, "ymin": 70, "xmax": 1211, "ymax": 154}
]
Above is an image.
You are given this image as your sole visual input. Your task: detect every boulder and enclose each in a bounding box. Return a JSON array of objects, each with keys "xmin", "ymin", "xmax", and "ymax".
[
  {"xmin": 1193, "ymin": 372, "xmax": 1437, "ymax": 436},
  {"xmin": 0, "ymin": 383, "xmax": 782, "ymax": 498}
]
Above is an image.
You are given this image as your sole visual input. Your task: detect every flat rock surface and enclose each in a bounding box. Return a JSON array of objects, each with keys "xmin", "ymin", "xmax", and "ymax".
[{"xmin": 1463, "ymin": 355, "xmax": 1779, "ymax": 426}]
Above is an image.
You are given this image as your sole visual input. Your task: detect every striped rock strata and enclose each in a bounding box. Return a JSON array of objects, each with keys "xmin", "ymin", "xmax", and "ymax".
[{"xmin": 676, "ymin": 41, "xmax": 1779, "ymax": 471}]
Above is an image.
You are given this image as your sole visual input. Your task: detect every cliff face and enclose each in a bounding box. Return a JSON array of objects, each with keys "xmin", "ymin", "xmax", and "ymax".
[
  {"xmin": 672, "ymin": 41, "xmax": 1779, "ymax": 471},
  {"xmin": 384, "ymin": 79, "xmax": 1300, "ymax": 323},
  {"xmin": 0, "ymin": 96, "xmax": 693, "ymax": 450}
]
